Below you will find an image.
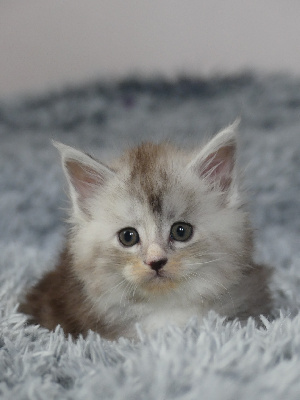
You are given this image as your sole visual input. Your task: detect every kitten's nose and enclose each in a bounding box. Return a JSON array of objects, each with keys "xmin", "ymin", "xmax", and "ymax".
[{"xmin": 149, "ymin": 258, "xmax": 168, "ymax": 271}]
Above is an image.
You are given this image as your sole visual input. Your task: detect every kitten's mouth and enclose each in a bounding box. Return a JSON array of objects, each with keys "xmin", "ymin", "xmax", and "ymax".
[
  {"xmin": 141, "ymin": 270, "xmax": 179, "ymax": 292},
  {"xmin": 154, "ymin": 270, "xmax": 164, "ymax": 278},
  {"xmin": 150, "ymin": 269, "xmax": 170, "ymax": 279}
]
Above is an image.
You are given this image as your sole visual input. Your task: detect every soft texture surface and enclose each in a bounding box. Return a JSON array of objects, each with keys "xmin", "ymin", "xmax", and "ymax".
[{"xmin": 0, "ymin": 74, "xmax": 300, "ymax": 399}]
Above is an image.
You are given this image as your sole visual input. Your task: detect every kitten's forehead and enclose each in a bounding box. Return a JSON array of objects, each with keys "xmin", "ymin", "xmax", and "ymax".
[
  {"xmin": 123, "ymin": 142, "xmax": 181, "ymax": 215},
  {"xmin": 107, "ymin": 142, "xmax": 204, "ymax": 229}
]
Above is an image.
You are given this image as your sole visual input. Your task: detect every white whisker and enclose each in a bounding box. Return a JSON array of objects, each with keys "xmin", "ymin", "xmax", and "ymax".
[
  {"xmin": 185, "ymin": 258, "xmax": 223, "ymax": 267},
  {"xmin": 189, "ymin": 270, "xmax": 237, "ymax": 315}
]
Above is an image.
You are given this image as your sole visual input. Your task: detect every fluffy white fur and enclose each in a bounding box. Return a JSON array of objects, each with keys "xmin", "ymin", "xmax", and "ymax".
[{"xmin": 51, "ymin": 122, "xmax": 269, "ymax": 339}]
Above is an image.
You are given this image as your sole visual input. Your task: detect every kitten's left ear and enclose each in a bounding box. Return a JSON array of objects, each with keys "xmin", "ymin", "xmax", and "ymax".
[{"xmin": 188, "ymin": 120, "xmax": 240, "ymax": 195}]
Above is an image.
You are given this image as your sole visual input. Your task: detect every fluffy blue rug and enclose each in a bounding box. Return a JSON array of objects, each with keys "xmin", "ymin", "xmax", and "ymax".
[{"xmin": 1, "ymin": 74, "xmax": 300, "ymax": 399}]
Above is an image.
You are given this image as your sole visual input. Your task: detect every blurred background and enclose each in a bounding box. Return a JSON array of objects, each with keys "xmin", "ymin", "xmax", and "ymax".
[{"xmin": 1, "ymin": 0, "xmax": 299, "ymax": 99}]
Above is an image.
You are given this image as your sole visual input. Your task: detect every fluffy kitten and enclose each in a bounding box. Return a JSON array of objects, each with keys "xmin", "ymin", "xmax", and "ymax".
[{"xmin": 19, "ymin": 122, "xmax": 272, "ymax": 340}]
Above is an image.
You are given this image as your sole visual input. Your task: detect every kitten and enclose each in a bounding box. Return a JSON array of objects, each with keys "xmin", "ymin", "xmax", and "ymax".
[{"xmin": 19, "ymin": 122, "xmax": 272, "ymax": 340}]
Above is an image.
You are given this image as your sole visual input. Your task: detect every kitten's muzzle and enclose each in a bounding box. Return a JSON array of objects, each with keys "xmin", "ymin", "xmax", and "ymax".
[{"xmin": 148, "ymin": 258, "xmax": 168, "ymax": 272}]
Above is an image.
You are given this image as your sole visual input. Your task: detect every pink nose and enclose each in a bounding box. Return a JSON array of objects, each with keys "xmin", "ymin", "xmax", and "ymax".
[{"xmin": 148, "ymin": 258, "xmax": 168, "ymax": 271}]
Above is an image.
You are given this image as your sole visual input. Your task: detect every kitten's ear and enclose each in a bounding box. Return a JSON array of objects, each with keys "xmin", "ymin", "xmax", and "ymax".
[
  {"xmin": 188, "ymin": 120, "xmax": 239, "ymax": 194},
  {"xmin": 53, "ymin": 141, "xmax": 115, "ymax": 218}
]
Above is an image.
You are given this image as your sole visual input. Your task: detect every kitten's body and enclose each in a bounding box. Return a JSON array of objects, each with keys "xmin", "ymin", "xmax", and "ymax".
[{"xmin": 20, "ymin": 123, "xmax": 272, "ymax": 340}]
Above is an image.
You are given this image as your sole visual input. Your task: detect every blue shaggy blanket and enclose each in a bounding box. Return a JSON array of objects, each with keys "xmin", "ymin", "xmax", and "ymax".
[{"xmin": 0, "ymin": 74, "xmax": 300, "ymax": 399}]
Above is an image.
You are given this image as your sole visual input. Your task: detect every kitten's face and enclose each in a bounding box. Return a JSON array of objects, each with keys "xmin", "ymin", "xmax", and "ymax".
[
  {"xmin": 86, "ymin": 157, "xmax": 240, "ymax": 299},
  {"xmin": 57, "ymin": 122, "xmax": 252, "ymax": 306}
]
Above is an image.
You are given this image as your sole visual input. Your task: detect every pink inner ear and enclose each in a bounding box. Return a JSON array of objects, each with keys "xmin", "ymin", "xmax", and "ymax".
[
  {"xmin": 66, "ymin": 160, "xmax": 102, "ymax": 202},
  {"xmin": 200, "ymin": 145, "xmax": 235, "ymax": 191}
]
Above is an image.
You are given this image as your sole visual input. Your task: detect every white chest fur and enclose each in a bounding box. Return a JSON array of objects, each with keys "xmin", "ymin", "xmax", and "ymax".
[{"xmin": 140, "ymin": 305, "xmax": 203, "ymax": 334}]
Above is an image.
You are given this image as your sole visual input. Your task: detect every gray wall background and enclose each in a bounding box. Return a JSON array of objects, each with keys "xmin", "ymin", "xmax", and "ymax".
[{"xmin": 1, "ymin": 0, "xmax": 299, "ymax": 97}]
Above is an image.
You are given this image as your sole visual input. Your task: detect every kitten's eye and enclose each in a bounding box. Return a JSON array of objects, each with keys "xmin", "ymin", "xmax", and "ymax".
[
  {"xmin": 170, "ymin": 222, "xmax": 193, "ymax": 242},
  {"xmin": 118, "ymin": 228, "xmax": 140, "ymax": 247}
]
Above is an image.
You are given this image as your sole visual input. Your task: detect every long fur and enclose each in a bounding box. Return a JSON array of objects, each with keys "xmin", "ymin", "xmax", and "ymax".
[{"xmin": 19, "ymin": 123, "xmax": 272, "ymax": 340}]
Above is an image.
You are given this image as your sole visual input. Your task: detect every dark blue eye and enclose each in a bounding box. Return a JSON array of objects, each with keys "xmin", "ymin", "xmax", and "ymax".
[
  {"xmin": 170, "ymin": 222, "xmax": 193, "ymax": 242},
  {"xmin": 118, "ymin": 228, "xmax": 139, "ymax": 247}
]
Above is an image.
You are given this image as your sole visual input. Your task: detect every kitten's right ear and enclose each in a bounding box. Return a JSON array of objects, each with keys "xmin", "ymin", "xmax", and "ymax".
[{"xmin": 53, "ymin": 141, "xmax": 115, "ymax": 218}]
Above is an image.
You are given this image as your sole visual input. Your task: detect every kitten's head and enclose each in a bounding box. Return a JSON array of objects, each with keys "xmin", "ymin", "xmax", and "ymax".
[{"xmin": 54, "ymin": 121, "xmax": 252, "ymax": 306}]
